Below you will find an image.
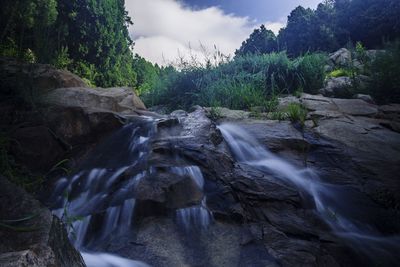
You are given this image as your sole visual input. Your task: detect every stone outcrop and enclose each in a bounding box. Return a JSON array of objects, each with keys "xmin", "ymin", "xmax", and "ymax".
[
  {"xmin": 0, "ymin": 57, "xmax": 87, "ymax": 94},
  {"xmin": 328, "ymin": 48, "xmax": 352, "ymax": 66},
  {"xmin": 42, "ymin": 87, "xmax": 146, "ymax": 113},
  {"xmin": 0, "ymin": 59, "xmax": 148, "ymax": 172},
  {"xmin": 0, "ymin": 176, "xmax": 85, "ymax": 267},
  {"xmin": 1, "ymin": 58, "xmax": 399, "ymax": 267}
]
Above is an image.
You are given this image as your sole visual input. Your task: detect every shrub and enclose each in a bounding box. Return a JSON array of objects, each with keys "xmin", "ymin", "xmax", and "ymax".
[
  {"xmin": 52, "ymin": 46, "xmax": 72, "ymax": 70},
  {"xmin": 368, "ymin": 41, "xmax": 400, "ymax": 104}
]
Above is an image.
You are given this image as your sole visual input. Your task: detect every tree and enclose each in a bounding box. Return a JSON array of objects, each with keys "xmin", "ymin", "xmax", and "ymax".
[
  {"xmin": 133, "ymin": 54, "xmax": 161, "ymax": 95},
  {"xmin": 335, "ymin": 0, "xmax": 400, "ymax": 48},
  {"xmin": 0, "ymin": 0, "xmax": 58, "ymax": 61},
  {"xmin": 54, "ymin": 0, "xmax": 136, "ymax": 86},
  {"xmin": 278, "ymin": 6, "xmax": 316, "ymax": 56},
  {"xmin": 235, "ymin": 25, "xmax": 277, "ymax": 56}
]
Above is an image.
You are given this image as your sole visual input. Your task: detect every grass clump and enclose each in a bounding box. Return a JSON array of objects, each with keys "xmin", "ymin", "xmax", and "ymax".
[
  {"xmin": 286, "ymin": 103, "xmax": 308, "ymax": 126},
  {"xmin": 143, "ymin": 51, "xmax": 327, "ymax": 111},
  {"xmin": 296, "ymin": 53, "xmax": 327, "ymax": 94}
]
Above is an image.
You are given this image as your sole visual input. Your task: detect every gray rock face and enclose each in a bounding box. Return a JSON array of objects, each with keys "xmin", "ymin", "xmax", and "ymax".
[
  {"xmin": 0, "ymin": 176, "xmax": 85, "ymax": 267},
  {"xmin": 320, "ymin": 77, "xmax": 352, "ymax": 98},
  {"xmin": 2, "ymin": 58, "xmax": 399, "ymax": 267},
  {"xmin": 354, "ymin": 93, "xmax": 374, "ymax": 104},
  {"xmin": 134, "ymin": 171, "xmax": 203, "ymax": 209},
  {"xmin": 0, "ymin": 57, "xmax": 87, "ymax": 94},
  {"xmin": 42, "ymin": 87, "xmax": 146, "ymax": 113},
  {"xmin": 329, "ymin": 48, "xmax": 352, "ymax": 66}
]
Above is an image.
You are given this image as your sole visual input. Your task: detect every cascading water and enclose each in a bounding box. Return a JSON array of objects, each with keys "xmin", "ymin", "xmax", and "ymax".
[
  {"xmin": 218, "ymin": 123, "xmax": 400, "ymax": 265},
  {"xmin": 50, "ymin": 117, "xmax": 213, "ymax": 266},
  {"xmin": 171, "ymin": 166, "xmax": 212, "ymax": 231}
]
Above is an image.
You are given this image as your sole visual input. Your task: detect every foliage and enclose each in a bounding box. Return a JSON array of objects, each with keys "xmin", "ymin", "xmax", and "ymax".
[
  {"xmin": 143, "ymin": 51, "xmax": 327, "ymax": 111},
  {"xmin": 0, "ymin": 0, "xmax": 137, "ymax": 87},
  {"xmin": 368, "ymin": 41, "xmax": 400, "ymax": 104},
  {"xmin": 327, "ymin": 68, "xmax": 352, "ymax": 78},
  {"xmin": 268, "ymin": 111, "xmax": 288, "ymax": 121},
  {"xmin": 52, "ymin": 46, "xmax": 72, "ymax": 70},
  {"xmin": 236, "ymin": 25, "xmax": 277, "ymax": 56},
  {"xmin": 286, "ymin": 103, "xmax": 308, "ymax": 126},
  {"xmin": 295, "ymin": 53, "xmax": 327, "ymax": 94},
  {"xmin": 133, "ymin": 54, "xmax": 161, "ymax": 95},
  {"xmin": 239, "ymin": 0, "xmax": 400, "ymax": 58}
]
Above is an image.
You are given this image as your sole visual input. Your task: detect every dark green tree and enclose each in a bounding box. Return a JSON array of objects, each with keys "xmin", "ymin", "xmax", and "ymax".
[
  {"xmin": 0, "ymin": 0, "xmax": 58, "ymax": 61},
  {"xmin": 235, "ymin": 25, "xmax": 278, "ymax": 56},
  {"xmin": 54, "ymin": 0, "xmax": 136, "ymax": 86},
  {"xmin": 278, "ymin": 6, "xmax": 316, "ymax": 56}
]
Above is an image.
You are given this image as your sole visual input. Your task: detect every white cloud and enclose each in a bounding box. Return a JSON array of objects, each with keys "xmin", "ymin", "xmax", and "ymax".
[
  {"xmin": 264, "ymin": 21, "xmax": 286, "ymax": 35},
  {"xmin": 125, "ymin": 0, "xmax": 284, "ymax": 65}
]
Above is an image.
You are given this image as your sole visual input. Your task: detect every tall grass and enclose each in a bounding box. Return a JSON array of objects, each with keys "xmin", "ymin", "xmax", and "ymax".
[{"xmin": 142, "ymin": 51, "xmax": 327, "ymax": 111}]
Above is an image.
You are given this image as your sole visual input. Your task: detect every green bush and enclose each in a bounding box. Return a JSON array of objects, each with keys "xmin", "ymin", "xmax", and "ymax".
[
  {"xmin": 52, "ymin": 46, "xmax": 72, "ymax": 70},
  {"xmin": 368, "ymin": 41, "xmax": 400, "ymax": 104}
]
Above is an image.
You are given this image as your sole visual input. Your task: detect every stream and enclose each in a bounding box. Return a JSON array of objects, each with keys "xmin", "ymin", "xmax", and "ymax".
[{"xmin": 50, "ymin": 118, "xmax": 399, "ymax": 266}]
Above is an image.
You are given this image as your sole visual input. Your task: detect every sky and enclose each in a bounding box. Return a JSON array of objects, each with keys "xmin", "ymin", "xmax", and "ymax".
[{"xmin": 125, "ymin": 0, "xmax": 322, "ymax": 65}]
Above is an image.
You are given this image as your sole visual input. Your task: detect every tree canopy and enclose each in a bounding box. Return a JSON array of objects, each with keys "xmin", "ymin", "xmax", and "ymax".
[
  {"xmin": 238, "ymin": 0, "xmax": 400, "ymax": 57},
  {"xmin": 0, "ymin": 0, "xmax": 160, "ymax": 88}
]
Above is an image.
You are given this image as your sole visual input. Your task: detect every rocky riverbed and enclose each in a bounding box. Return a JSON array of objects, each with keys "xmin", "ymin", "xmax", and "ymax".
[{"xmin": 1, "ymin": 60, "xmax": 400, "ymax": 266}]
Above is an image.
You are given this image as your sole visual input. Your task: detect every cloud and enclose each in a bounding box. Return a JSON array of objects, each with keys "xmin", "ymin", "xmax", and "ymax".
[
  {"xmin": 125, "ymin": 0, "xmax": 284, "ymax": 65},
  {"xmin": 264, "ymin": 21, "xmax": 286, "ymax": 35}
]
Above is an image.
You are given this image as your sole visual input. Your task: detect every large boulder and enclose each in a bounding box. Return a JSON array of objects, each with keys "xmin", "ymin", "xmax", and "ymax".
[
  {"xmin": 320, "ymin": 77, "xmax": 352, "ymax": 98},
  {"xmin": 0, "ymin": 176, "xmax": 85, "ymax": 267},
  {"xmin": 0, "ymin": 59, "xmax": 149, "ymax": 173},
  {"xmin": 134, "ymin": 171, "xmax": 203, "ymax": 210},
  {"xmin": 329, "ymin": 48, "xmax": 352, "ymax": 66},
  {"xmin": 0, "ymin": 57, "xmax": 87, "ymax": 95},
  {"xmin": 42, "ymin": 87, "xmax": 146, "ymax": 113}
]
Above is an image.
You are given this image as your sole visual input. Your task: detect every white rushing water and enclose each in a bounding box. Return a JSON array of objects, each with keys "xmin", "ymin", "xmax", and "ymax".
[
  {"xmin": 81, "ymin": 252, "xmax": 151, "ymax": 267},
  {"xmin": 51, "ymin": 122, "xmax": 155, "ymax": 266},
  {"xmin": 171, "ymin": 166, "xmax": 213, "ymax": 230},
  {"xmin": 218, "ymin": 123, "xmax": 400, "ymax": 264},
  {"xmin": 51, "ymin": 120, "xmax": 214, "ymax": 266}
]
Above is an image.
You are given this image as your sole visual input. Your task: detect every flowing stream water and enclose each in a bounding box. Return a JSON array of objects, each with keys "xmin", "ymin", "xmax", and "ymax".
[
  {"xmin": 50, "ymin": 117, "xmax": 399, "ymax": 266},
  {"xmin": 51, "ymin": 118, "xmax": 211, "ymax": 267},
  {"xmin": 218, "ymin": 123, "xmax": 400, "ymax": 265}
]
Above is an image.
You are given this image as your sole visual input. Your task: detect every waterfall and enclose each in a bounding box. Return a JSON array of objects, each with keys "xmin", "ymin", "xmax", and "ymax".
[
  {"xmin": 171, "ymin": 166, "xmax": 212, "ymax": 230},
  {"xmin": 218, "ymin": 123, "xmax": 400, "ymax": 264},
  {"xmin": 50, "ymin": 118, "xmax": 212, "ymax": 266}
]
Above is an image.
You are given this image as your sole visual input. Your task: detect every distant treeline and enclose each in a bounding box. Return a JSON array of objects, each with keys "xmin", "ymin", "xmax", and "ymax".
[{"xmin": 237, "ymin": 0, "xmax": 400, "ymax": 57}]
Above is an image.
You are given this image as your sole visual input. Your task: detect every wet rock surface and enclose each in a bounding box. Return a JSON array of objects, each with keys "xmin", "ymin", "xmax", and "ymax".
[
  {"xmin": 1, "ymin": 60, "xmax": 400, "ymax": 267},
  {"xmin": 0, "ymin": 176, "xmax": 85, "ymax": 267},
  {"xmin": 0, "ymin": 57, "xmax": 87, "ymax": 94},
  {"xmin": 73, "ymin": 105, "xmax": 398, "ymax": 267}
]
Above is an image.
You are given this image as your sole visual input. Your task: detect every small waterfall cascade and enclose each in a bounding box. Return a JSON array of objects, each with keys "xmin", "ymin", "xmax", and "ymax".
[
  {"xmin": 51, "ymin": 119, "xmax": 154, "ymax": 249},
  {"xmin": 50, "ymin": 117, "xmax": 212, "ymax": 266},
  {"xmin": 171, "ymin": 166, "xmax": 212, "ymax": 231},
  {"xmin": 218, "ymin": 123, "xmax": 400, "ymax": 264}
]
